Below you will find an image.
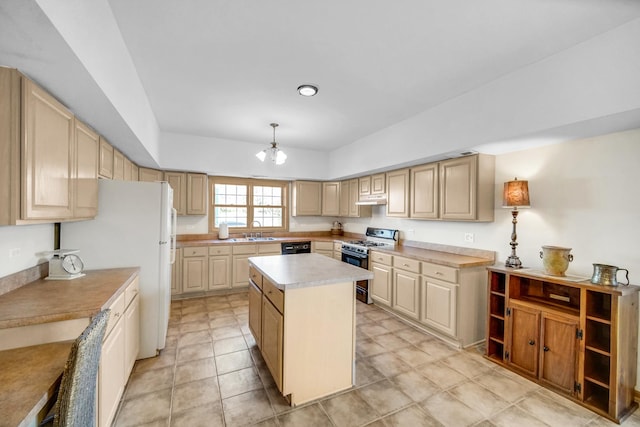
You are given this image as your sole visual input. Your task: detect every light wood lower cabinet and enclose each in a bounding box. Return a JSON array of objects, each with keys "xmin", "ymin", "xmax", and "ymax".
[
  {"xmin": 421, "ymin": 278, "xmax": 457, "ymax": 337},
  {"xmin": 182, "ymin": 247, "xmax": 208, "ymax": 293},
  {"xmin": 262, "ymin": 293, "xmax": 284, "ymax": 390},
  {"xmin": 209, "ymin": 255, "xmax": 231, "ymax": 291},
  {"xmin": 171, "ymin": 248, "xmax": 182, "ymax": 295},
  {"xmin": 248, "ymin": 275, "xmax": 263, "ymax": 349},
  {"xmin": 99, "ymin": 277, "xmax": 139, "ymax": 427}
]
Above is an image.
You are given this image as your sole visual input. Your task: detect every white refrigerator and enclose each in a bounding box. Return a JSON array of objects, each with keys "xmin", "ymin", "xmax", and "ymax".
[{"xmin": 61, "ymin": 179, "xmax": 176, "ymax": 359}]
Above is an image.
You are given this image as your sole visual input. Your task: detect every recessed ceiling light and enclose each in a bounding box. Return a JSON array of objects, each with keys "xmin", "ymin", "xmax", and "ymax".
[{"xmin": 297, "ymin": 84, "xmax": 318, "ymax": 97}]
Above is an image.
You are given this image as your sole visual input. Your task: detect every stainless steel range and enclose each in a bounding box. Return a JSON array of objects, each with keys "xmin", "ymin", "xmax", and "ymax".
[{"xmin": 341, "ymin": 227, "xmax": 398, "ymax": 304}]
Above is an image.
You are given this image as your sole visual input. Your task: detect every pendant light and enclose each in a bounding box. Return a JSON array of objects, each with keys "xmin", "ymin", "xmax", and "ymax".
[{"xmin": 256, "ymin": 123, "xmax": 287, "ymax": 165}]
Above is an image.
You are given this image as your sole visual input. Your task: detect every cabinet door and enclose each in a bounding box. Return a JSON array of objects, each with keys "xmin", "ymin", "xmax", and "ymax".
[
  {"xmin": 232, "ymin": 255, "xmax": 252, "ymax": 288},
  {"xmin": 393, "ymin": 269, "xmax": 420, "ymax": 319},
  {"xmin": 131, "ymin": 164, "xmax": 139, "ymax": 181},
  {"xmin": 98, "ymin": 137, "xmax": 114, "ymax": 179},
  {"xmin": 539, "ymin": 312, "xmax": 578, "ymax": 394},
  {"xmin": 262, "ymin": 297, "xmax": 284, "ymax": 392},
  {"xmin": 22, "ymin": 78, "xmax": 75, "ymax": 220},
  {"xmin": 339, "ymin": 180, "xmax": 350, "ymax": 217},
  {"xmin": 187, "ymin": 173, "xmax": 207, "ymax": 215},
  {"xmin": 165, "ymin": 171, "xmax": 187, "ymax": 215},
  {"xmin": 209, "ymin": 255, "xmax": 231, "ymax": 290},
  {"xmin": 293, "ymin": 181, "xmax": 322, "ymax": 216},
  {"xmin": 113, "ymin": 149, "xmax": 125, "ymax": 180},
  {"xmin": 99, "ymin": 319, "xmax": 125, "ymax": 427},
  {"xmin": 386, "ymin": 168, "xmax": 409, "ymax": 218},
  {"xmin": 138, "ymin": 167, "xmax": 163, "ymax": 182},
  {"xmin": 123, "ymin": 157, "xmax": 133, "ymax": 181},
  {"xmin": 248, "ymin": 281, "xmax": 263, "ymax": 348},
  {"xmin": 421, "ymin": 278, "xmax": 457, "ymax": 337},
  {"xmin": 371, "ymin": 263, "xmax": 392, "ymax": 306},
  {"xmin": 182, "ymin": 256, "xmax": 208, "ymax": 292},
  {"xmin": 371, "ymin": 173, "xmax": 386, "ymax": 195},
  {"xmin": 410, "ymin": 163, "xmax": 438, "ymax": 219},
  {"xmin": 74, "ymin": 119, "xmax": 99, "ymax": 218},
  {"xmin": 507, "ymin": 303, "xmax": 540, "ymax": 377},
  {"xmin": 439, "ymin": 156, "xmax": 477, "ymax": 220},
  {"xmin": 322, "ymin": 181, "xmax": 340, "ymax": 216},
  {"xmin": 348, "ymin": 179, "xmax": 360, "ymax": 217},
  {"xmin": 124, "ymin": 295, "xmax": 140, "ymax": 377},
  {"xmin": 359, "ymin": 176, "xmax": 371, "ymax": 197}
]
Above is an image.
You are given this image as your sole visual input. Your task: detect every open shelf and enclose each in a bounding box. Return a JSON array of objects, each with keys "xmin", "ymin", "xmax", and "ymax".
[
  {"xmin": 583, "ymin": 381, "xmax": 610, "ymax": 413},
  {"xmin": 584, "ymin": 349, "xmax": 611, "ymax": 386},
  {"xmin": 585, "ymin": 319, "xmax": 611, "ymax": 354},
  {"xmin": 490, "ymin": 272, "xmax": 506, "ymax": 293},
  {"xmin": 509, "ymin": 276, "xmax": 581, "ymax": 314},
  {"xmin": 489, "ymin": 316, "xmax": 505, "ymax": 340},
  {"xmin": 487, "ymin": 339, "xmax": 504, "ymax": 360},
  {"xmin": 490, "ymin": 294, "xmax": 505, "ymax": 316},
  {"xmin": 586, "ymin": 291, "xmax": 612, "ymax": 322}
]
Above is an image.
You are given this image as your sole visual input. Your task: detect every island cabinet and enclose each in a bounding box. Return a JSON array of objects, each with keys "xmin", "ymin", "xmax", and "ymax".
[
  {"xmin": 248, "ymin": 254, "xmax": 371, "ymax": 406},
  {"xmin": 486, "ymin": 267, "xmax": 639, "ymax": 423}
]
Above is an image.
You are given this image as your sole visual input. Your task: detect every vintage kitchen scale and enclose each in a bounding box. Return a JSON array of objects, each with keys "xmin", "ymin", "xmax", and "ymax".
[{"xmin": 45, "ymin": 249, "xmax": 86, "ymax": 280}]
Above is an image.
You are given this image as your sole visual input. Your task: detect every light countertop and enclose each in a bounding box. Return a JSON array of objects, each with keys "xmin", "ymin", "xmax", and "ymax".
[{"xmin": 248, "ymin": 253, "xmax": 373, "ymax": 290}]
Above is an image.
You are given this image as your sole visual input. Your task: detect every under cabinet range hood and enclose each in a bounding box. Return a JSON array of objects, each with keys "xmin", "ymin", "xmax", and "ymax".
[{"xmin": 356, "ymin": 194, "xmax": 387, "ymax": 205}]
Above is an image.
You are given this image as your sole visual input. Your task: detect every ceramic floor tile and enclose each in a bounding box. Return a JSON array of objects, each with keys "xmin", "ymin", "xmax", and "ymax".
[
  {"xmin": 516, "ymin": 389, "xmax": 597, "ymax": 427},
  {"xmin": 373, "ymin": 332, "xmax": 412, "ymax": 350},
  {"xmin": 278, "ymin": 403, "xmax": 333, "ymax": 426},
  {"xmin": 393, "ymin": 345, "xmax": 437, "ymax": 367},
  {"xmin": 177, "ymin": 342, "xmax": 214, "ymax": 363},
  {"xmin": 170, "ymin": 401, "xmax": 225, "ymax": 427},
  {"xmin": 364, "ymin": 310, "xmax": 393, "ymax": 322},
  {"xmin": 212, "ymin": 335, "xmax": 247, "ymax": 355},
  {"xmin": 210, "ymin": 325, "xmax": 243, "ymax": 340},
  {"xmin": 381, "ymin": 404, "xmax": 444, "ymax": 427},
  {"xmin": 394, "ymin": 327, "xmax": 435, "ymax": 345},
  {"xmin": 179, "ymin": 320, "xmax": 209, "ymax": 334},
  {"xmin": 265, "ymin": 385, "xmax": 294, "ymax": 414},
  {"xmin": 473, "ymin": 370, "xmax": 538, "ymax": 403},
  {"xmin": 215, "ymin": 349, "xmax": 253, "ymax": 375},
  {"xmin": 115, "ymin": 388, "xmax": 172, "ymax": 427},
  {"xmin": 178, "ymin": 330, "xmax": 212, "ymax": 347},
  {"xmin": 390, "ymin": 370, "xmax": 440, "ymax": 402},
  {"xmin": 416, "ymin": 339, "xmax": 459, "ymax": 360},
  {"xmin": 321, "ymin": 389, "xmax": 378, "ymax": 427},
  {"xmin": 222, "ymin": 389, "xmax": 275, "ymax": 427},
  {"xmin": 357, "ymin": 379, "xmax": 413, "ymax": 416},
  {"xmin": 123, "ymin": 365, "xmax": 174, "ymax": 399},
  {"xmin": 207, "ymin": 308, "xmax": 236, "ymax": 318},
  {"xmin": 355, "ymin": 360, "xmax": 385, "ymax": 387},
  {"xmin": 420, "ymin": 391, "xmax": 484, "ymax": 427},
  {"xmin": 172, "ymin": 377, "xmax": 221, "ymax": 414},
  {"xmin": 175, "ymin": 357, "xmax": 217, "ymax": 385},
  {"xmin": 440, "ymin": 352, "xmax": 493, "ymax": 379},
  {"xmin": 218, "ymin": 366, "xmax": 263, "ymax": 398},
  {"xmin": 448, "ymin": 381, "xmax": 509, "ymax": 417},
  {"xmin": 366, "ymin": 352, "xmax": 412, "ymax": 378},
  {"xmin": 180, "ymin": 311, "xmax": 209, "ymax": 324},
  {"xmin": 489, "ymin": 406, "xmax": 549, "ymax": 427},
  {"xmin": 208, "ymin": 315, "xmax": 238, "ymax": 329},
  {"xmin": 415, "ymin": 361, "xmax": 468, "ymax": 389},
  {"xmin": 359, "ymin": 323, "xmax": 391, "ymax": 337},
  {"xmin": 132, "ymin": 348, "xmax": 176, "ymax": 373},
  {"xmin": 378, "ymin": 317, "xmax": 411, "ymax": 332},
  {"xmin": 356, "ymin": 338, "xmax": 388, "ymax": 358}
]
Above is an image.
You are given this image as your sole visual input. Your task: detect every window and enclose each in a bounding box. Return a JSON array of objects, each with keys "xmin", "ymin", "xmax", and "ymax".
[{"xmin": 209, "ymin": 177, "xmax": 288, "ymax": 232}]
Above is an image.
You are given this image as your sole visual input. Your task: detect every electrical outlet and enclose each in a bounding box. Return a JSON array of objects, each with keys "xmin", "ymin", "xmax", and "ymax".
[
  {"xmin": 464, "ymin": 233, "xmax": 475, "ymax": 243},
  {"xmin": 9, "ymin": 248, "xmax": 20, "ymax": 258}
]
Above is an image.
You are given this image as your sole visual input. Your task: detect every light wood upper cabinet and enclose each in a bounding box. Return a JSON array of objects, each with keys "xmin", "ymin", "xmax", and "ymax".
[
  {"xmin": 410, "ymin": 163, "xmax": 438, "ymax": 219},
  {"xmin": 359, "ymin": 176, "xmax": 371, "ymax": 198},
  {"xmin": 386, "ymin": 168, "xmax": 410, "ymax": 218},
  {"xmin": 348, "ymin": 179, "xmax": 360, "ymax": 217},
  {"xmin": 292, "ymin": 181, "xmax": 322, "ymax": 216},
  {"xmin": 123, "ymin": 157, "xmax": 132, "ymax": 181},
  {"xmin": 339, "ymin": 180, "xmax": 350, "ymax": 217},
  {"xmin": 98, "ymin": 137, "xmax": 114, "ymax": 179},
  {"xmin": 131, "ymin": 163, "xmax": 139, "ymax": 181},
  {"xmin": 371, "ymin": 173, "xmax": 385, "ymax": 195},
  {"xmin": 138, "ymin": 167, "xmax": 164, "ymax": 182},
  {"xmin": 439, "ymin": 154, "xmax": 494, "ymax": 221},
  {"xmin": 322, "ymin": 181, "xmax": 340, "ymax": 216},
  {"xmin": 165, "ymin": 171, "xmax": 187, "ymax": 215},
  {"xmin": 113, "ymin": 149, "xmax": 125, "ymax": 180},
  {"xmin": 73, "ymin": 119, "xmax": 99, "ymax": 218},
  {"xmin": 186, "ymin": 173, "xmax": 207, "ymax": 215}
]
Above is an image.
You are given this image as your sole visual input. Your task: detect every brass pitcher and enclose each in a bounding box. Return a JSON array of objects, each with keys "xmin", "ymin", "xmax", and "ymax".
[{"xmin": 590, "ymin": 264, "xmax": 630, "ymax": 286}]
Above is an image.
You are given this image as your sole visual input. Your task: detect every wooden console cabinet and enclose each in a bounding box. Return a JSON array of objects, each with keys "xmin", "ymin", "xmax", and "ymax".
[{"xmin": 486, "ymin": 266, "xmax": 639, "ymax": 423}]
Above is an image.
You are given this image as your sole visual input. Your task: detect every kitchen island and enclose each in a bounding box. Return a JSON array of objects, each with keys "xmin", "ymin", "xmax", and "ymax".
[{"xmin": 248, "ymin": 253, "xmax": 373, "ymax": 406}]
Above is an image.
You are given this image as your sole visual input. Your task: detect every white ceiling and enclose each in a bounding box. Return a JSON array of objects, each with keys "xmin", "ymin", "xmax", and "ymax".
[{"xmin": 1, "ymin": 0, "xmax": 640, "ymax": 173}]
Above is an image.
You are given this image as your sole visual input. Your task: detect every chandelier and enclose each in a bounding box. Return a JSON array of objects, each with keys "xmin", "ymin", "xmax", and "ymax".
[{"xmin": 256, "ymin": 123, "xmax": 287, "ymax": 165}]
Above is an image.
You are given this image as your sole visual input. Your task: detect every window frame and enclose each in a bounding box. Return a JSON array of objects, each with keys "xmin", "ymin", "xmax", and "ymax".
[{"xmin": 208, "ymin": 176, "xmax": 289, "ymax": 233}]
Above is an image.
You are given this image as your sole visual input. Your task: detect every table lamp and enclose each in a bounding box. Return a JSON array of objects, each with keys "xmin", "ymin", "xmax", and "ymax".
[{"xmin": 503, "ymin": 178, "xmax": 530, "ymax": 268}]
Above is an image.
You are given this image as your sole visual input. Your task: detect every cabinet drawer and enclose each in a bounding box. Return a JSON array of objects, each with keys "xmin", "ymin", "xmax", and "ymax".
[
  {"xmin": 393, "ymin": 256, "xmax": 421, "ymax": 274},
  {"xmin": 422, "ymin": 262, "xmax": 458, "ymax": 283},
  {"xmin": 183, "ymin": 246, "xmax": 208, "ymax": 257},
  {"xmin": 233, "ymin": 244, "xmax": 257, "ymax": 255},
  {"xmin": 263, "ymin": 277, "xmax": 284, "ymax": 313},
  {"xmin": 125, "ymin": 276, "xmax": 140, "ymax": 308},
  {"xmin": 370, "ymin": 251, "xmax": 392, "ymax": 266},
  {"xmin": 105, "ymin": 291, "xmax": 125, "ymax": 337},
  {"xmin": 209, "ymin": 245, "xmax": 231, "ymax": 256},
  {"xmin": 250, "ymin": 266, "xmax": 263, "ymax": 289}
]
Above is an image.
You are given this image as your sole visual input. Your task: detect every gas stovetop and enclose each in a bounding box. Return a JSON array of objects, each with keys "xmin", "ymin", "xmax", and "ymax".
[
  {"xmin": 341, "ymin": 227, "xmax": 399, "ymax": 255},
  {"xmin": 344, "ymin": 240, "xmax": 392, "ymax": 248}
]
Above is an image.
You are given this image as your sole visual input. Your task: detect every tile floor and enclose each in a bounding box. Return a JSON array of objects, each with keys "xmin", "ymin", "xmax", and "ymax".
[{"xmin": 113, "ymin": 292, "xmax": 640, "ymax": 427}]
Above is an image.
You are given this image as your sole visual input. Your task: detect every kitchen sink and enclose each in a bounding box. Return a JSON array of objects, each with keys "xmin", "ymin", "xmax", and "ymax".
[{"xmin": 225, "ymin": 237, "xmax": 276, "ymax": 242}]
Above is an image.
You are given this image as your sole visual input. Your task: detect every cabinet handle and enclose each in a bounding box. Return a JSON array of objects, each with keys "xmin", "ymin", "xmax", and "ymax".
[
  {"xmin": 543, "ymin": 346, "xmax": 550, "ymax": 352},
  {"xmin": 528, "ymin": 340, "xmax": 535, "ymax": 346},
  {"xmin": 436, "ymin": 271, "xmax": 443, "ymax": 275},
  {"xmin": 403, "ymin": 263, "xmax": 409, "ymax": 267}
]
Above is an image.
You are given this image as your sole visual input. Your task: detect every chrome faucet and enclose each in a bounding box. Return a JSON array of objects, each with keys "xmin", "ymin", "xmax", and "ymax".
[{"xmin": 251, "ymin": 221, "xmax": 262, "ymax": 238}]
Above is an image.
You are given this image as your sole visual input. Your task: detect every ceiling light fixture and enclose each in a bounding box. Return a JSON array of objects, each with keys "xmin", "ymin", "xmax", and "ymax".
[
  {"xmin": 256, "ymin": 123, "xmax": 287, "ymax": 165},
  {"xmin": 297, "ymin": 84, "xmax": 318, "ymax": 97}
]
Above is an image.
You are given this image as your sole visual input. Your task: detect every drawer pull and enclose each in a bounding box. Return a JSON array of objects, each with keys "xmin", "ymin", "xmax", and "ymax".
[
  {"xmin": 528, "ymin": 339, "xmax": 535, "ymax": 346},
  {"xmin": 436, "ymin": 271, "xmax": 443, "ymax": 275},
  {"xmin": 543, "ymin": 346, "xmax": 550, "ymax": 352}
]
